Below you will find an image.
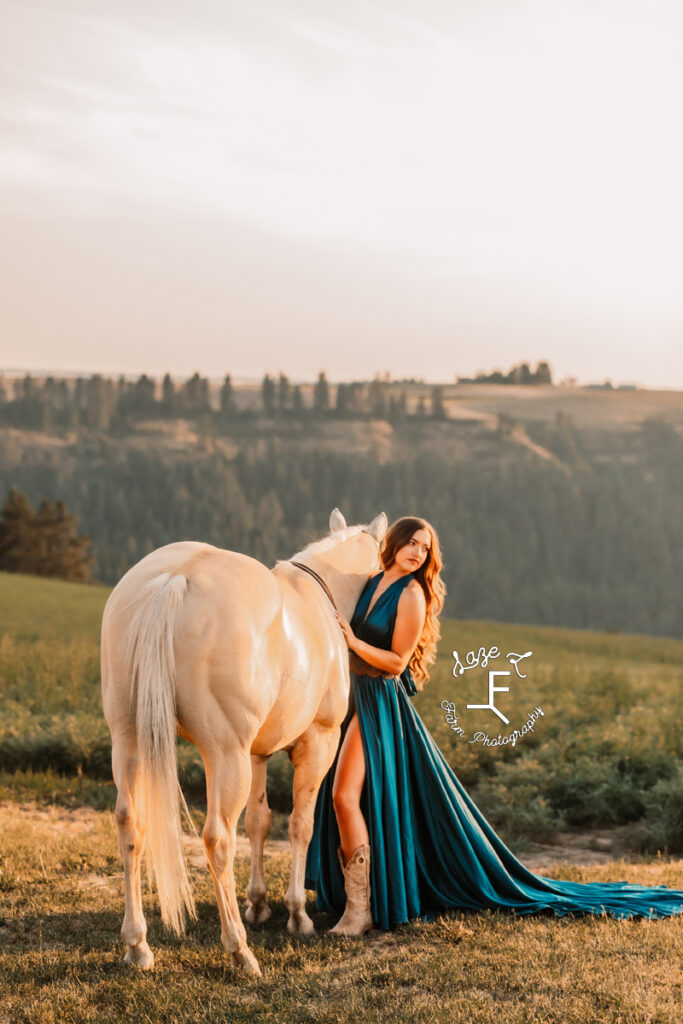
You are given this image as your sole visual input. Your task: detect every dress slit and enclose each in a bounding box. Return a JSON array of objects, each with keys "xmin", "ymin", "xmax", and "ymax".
[{"xmin": 303, "ymin": 572, "xmax": 683, "ymax": 928}]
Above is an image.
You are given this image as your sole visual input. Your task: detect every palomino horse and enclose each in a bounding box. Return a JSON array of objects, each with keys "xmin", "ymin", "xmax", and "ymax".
[{"xmin": 100, "ymin": 508, "xmax": 386, "ymax": 975}]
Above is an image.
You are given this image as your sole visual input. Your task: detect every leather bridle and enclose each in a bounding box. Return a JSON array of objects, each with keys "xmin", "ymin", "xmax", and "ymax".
[
  {"xmin": 287, "ymin": 527, "xmax": 379, "ymax": 613},
  {"xmin": 288, "ymin": 560, "xmax": 339, "ymax": 611}
]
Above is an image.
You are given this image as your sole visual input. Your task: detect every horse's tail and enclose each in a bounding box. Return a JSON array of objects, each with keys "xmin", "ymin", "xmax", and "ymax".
[{"xmin": 123, "ymin": 571, "xmax": 198, "ymax": 936}]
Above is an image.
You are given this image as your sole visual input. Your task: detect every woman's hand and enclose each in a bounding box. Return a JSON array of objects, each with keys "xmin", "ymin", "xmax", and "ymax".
[{"xmin": 334, "ymin": 610, "xmax": 358, "ymax": 651}]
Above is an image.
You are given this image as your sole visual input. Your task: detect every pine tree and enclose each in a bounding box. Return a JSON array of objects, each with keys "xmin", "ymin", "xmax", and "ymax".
[
  {"xmin": 0, "ymin": 487, "xmax": 35, "ymax": 572},
  {"xmin": 182, "ymin": 372, "xmax": 209, "ymax": 413},
  {"xmin": 535, "ymin": 361, "xmax": 553, "ymax": 385},
  {"xmin": 220, "ymin": 374, "xmax": 236, "ymax": 417},
  {"xmin": 313, "ymin": 371, "xmax": 329, "ymax": 413},
  {"xmin": 162, "ymin": 373, "xmax": 176, "ymax": 414},
  {"xmin": 0, "ymin": 488, "xmax": 93, "ymax": 581},
  {"xmin": 277, "ymin": 373, "xmax": 291, "ymax": 411},
  {"xmin": 134, "ymin": 374, "xmax": 156, "ymax": 414},
  {"xmin": 33, "ymin": 500, "xmax": 93, "ymax": 579},
  {"xmin": 261, "ymin": 374, "xmax": 276, "ymax": 415}
]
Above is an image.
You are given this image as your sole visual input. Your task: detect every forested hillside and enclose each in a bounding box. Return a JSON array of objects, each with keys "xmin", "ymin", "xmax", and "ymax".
[{"xmin": 1, "ymin": 377, "xmax": 681, "ymax": 639}]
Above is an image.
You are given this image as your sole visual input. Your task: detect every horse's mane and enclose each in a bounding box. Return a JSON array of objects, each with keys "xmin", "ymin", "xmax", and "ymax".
[{"xmin": 284, "ymin": 525, "xmax": 364, "ymax": 563}]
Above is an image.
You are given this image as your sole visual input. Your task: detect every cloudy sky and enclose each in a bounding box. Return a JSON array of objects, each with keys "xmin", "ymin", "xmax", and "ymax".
[{"xmin": 1, "ymin": 0, "xmax": 682, "ymax": 387}]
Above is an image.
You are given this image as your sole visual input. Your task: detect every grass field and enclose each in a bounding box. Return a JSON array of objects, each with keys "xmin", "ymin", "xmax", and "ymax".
[{"xmin": 1, "ymin": 569, "xmax": 682, "ymax": 1022}]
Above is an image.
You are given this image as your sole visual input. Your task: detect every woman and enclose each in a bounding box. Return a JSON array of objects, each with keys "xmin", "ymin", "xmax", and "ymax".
[{"xmin": 304, "ymin": 515, "xmax": 683, "ymax": 933}]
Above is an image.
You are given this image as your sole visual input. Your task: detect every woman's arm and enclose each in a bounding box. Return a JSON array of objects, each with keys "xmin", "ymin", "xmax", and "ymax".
[{"xmin": 335, "ymin": 585, "xmax": 426, "ymax": 676}]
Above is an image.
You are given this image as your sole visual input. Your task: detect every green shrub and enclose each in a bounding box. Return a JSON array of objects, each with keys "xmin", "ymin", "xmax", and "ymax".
[{"xmin": 630, "ymin": 765, "xmax": 683, "ymax": 855}]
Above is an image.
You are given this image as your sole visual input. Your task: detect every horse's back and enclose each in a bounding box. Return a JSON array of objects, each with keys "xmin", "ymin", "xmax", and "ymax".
[
  {"xmin": 101, "ymin": 540, "xmax": 345, "ymax": 754},
  {"xmin": 101, "ymin": 541, "xmax": 280, "ymax": 695},
  {"xmin": 104, "ymin": 541, "xmax": 277, "ymax": 620}
]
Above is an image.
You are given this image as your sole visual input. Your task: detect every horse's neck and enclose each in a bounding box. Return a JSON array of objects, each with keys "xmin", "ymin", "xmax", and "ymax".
[{"xmin": 276, "ymin": 555, "xmax": 361, "ymax": 621}]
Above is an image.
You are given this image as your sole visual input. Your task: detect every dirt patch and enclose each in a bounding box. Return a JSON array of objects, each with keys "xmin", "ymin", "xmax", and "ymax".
[
  {"xmin": 515, "ymin": 826, "xmax": 640, "ymax": 872},
  {"xmin": 77, "ymin": 871, "xmax": 120, "ymax": 893},
  {"xmin": 1, "ymin": 803, "xmax": 654, "ymax": 879},
  {"xmin": 0, "ymin": 802, "xmax": 104, "ymax": 833},
  {"xmin": 182, "ymin": 833, "xmax": 290, "ymax": 869}
]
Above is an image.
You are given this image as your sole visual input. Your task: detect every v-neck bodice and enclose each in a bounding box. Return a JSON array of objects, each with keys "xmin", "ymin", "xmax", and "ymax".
[
  {"xmin": 361, "ymin": 571, "xmax": 413, "ymax": 623},
  {"xmin": 352, "ymin": 570, "xmax": 414, "ymax": 632},
  {"xmin": 350, "ymin": 570, "xmax": 417, "ymax": 695}
]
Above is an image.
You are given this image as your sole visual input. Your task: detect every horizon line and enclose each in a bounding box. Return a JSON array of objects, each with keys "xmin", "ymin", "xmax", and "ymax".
[{"xmin": 0, "ymin": 366, "xmax": 655, "ymax": 391}]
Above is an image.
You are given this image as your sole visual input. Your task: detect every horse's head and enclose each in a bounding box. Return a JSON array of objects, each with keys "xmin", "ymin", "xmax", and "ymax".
[
  {"xmin": 276, "ymin": 510, "xmax": 387, "ymax": 630},
  {"xmin": 284, "ymin": 508, "xmax": 386, "ymax": 582},
  {"xmin": 326, "ymin": 507, "xmax": 386, "ymax": 579}
]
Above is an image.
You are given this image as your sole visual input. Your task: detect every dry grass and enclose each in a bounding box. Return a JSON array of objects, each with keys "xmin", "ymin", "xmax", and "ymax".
[{"xmin": 1, "ymin": 802, "xmax": 682, "ymax": 1024}]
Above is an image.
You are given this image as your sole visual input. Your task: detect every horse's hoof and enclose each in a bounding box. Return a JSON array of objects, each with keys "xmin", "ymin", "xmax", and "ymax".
[
  {"xmin": 245, "ymin": 901, "xmax": 272, "ymax": 925},
  {"xmin": 287, "ymin": 912, "xmax": 315, "ymax": 935},
  {"xmin": 231, "ymin": 945, "xmax": 262, "ymax": 975},
  {"xmin": 123, "ymin": 942, "xmax": 155, "ymax": 969}
]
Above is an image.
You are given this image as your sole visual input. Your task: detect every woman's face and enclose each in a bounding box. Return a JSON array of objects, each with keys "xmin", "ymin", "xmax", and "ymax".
[{"xmin": 394, "ymin": 527, "xmax": 431, "ymax": 573}]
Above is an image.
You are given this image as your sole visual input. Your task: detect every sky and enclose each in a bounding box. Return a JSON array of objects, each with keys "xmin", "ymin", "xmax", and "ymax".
[{"xmin": 1, "ymin": 0, "xmax": 682, "ymax": 388}]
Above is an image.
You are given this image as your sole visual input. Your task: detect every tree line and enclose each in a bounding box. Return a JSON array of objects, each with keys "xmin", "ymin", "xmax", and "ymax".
[
  {"xmin": 0, "ymin": 412, "xmax": 681, "ymax": 640},
  {"xmin": 0, "ymin": 486, "xmax": 93, "ymax": 581},
  {"xmin": 0, "ymin": 361, "xmax": 554, "ymax": 434},
  {"xmin": 457, "ymin": 360, "xmax": 553, "ymax": 385}
]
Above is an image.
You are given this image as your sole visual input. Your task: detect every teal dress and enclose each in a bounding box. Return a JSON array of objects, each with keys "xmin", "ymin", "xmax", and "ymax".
[{"xmin": 304, "ymin": 570, "xmax": 683, "ymax": 929}]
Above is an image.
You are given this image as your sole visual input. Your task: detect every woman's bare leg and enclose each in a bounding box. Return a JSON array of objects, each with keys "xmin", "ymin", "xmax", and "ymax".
[{"xmin": 332, "ymin": 713, "xmax": 370, "ymax": 862}]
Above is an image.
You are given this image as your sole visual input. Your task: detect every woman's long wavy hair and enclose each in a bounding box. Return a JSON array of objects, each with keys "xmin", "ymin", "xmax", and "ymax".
[{"xmin": 380, "ymin": 516, "xmax": 446, "ymax": 689}]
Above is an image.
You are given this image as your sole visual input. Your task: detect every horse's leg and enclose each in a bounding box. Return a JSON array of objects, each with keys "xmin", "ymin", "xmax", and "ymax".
[
  {"xmin": 285, "ymin": 721, "xmax": 342, "ymax": 934},
  {"xmin": 112, "ymin": 731, "xmax": 155, "ymax": 969},
  {"xmin": 202, "ymin": 746, "xmax": 261, "ymax": 975},
  {"xmin": 244, "ymin": 753, "xmax": 272, "ymax": 925}
]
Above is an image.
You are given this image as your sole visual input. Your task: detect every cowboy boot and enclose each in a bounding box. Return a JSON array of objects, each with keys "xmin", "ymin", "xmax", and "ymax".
[{"xmin": 328, "ymin": 843, "xmax": 373, "ymax": 936}]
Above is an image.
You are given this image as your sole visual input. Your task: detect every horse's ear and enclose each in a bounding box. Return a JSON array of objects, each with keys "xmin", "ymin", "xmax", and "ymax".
[
  {"xmin": 366, "ymin": 512, "xmax": 388, "ymax": 542},
  {"xmin": 330, "ymin": 508, "xmax": 347, "ymax": 532}
]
